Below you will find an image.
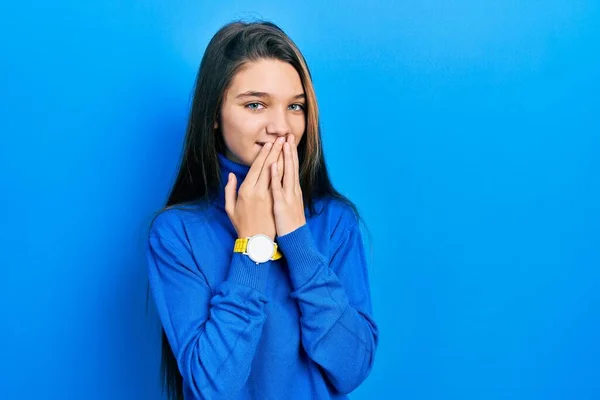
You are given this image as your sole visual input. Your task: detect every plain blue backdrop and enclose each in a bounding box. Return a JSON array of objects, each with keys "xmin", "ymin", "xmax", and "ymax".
[{"xmin": 1, "ymin": 1, "xmax": 599, "ymax": 399}]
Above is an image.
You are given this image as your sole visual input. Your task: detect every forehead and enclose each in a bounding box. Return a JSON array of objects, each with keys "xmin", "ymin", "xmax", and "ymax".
[{"xmin": 228, "ymin": 59, "xmax": 304, "ymax": 97}]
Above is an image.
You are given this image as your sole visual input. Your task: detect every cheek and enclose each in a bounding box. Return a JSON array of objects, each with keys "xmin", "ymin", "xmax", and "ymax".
[
  {"xmin": 221, "ymin": 109, "xmax": 263, "ymax": 142},
  {"xmin": 291, "ymin": 117, "xmax": 306, "ymax": 141}
]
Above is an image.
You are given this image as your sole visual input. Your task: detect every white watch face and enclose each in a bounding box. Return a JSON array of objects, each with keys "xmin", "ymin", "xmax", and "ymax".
[{"xmin": 246, "ymin": 234, "xmax": 274, "ymax": 263}]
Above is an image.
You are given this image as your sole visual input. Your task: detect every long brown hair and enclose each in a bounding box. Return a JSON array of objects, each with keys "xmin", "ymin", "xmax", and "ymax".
[{"xmin": 150, "ymin": 20, "xmax": 370, "ymax": 400}]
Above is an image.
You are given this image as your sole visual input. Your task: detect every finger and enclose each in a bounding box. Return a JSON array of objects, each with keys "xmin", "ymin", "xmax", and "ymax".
[
  {"xmin": 271, "ymin": 161, "xmax": 283, "ymax": 199},
  {"xmin": 224, "ymin": 172, "xmax": 237, "ymax": 216},
  {"xmin": 290, "ymin": 135, "xmax": 300, "ymax": 188},
  {"xmin": 257, "ymin": 137, "xmax": 285, "ymax": 189},
  {"xmin": 283, "ymin": 141, "xmax": 294, "ymax": 192},
  {"xmin": 245, "ymin": 142, "xmax": 273, "ymax": 186},
  {"xmin": 277, "ymin": 150, "xmax": 284, "ymax": 184}
]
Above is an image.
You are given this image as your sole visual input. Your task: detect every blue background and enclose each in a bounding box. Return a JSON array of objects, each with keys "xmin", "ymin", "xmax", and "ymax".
[{"xmin": 1, "ymin": 1, "xmax": 599, "ymax": 399}]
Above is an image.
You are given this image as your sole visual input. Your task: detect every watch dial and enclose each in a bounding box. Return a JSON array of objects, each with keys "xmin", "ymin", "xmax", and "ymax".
[{"xmin": 247, "ymin": 235, "xmax": 274, "ymax": 263}]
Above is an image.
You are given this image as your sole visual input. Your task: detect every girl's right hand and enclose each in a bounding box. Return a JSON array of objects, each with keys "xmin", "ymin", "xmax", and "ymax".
[{"xmin": 224, "ymin": 136, "xmax": 286, "ymax": 241}]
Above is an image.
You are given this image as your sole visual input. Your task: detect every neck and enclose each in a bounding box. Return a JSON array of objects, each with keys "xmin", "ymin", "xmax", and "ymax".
[
  {"xmin": 215, "ymin": 151, "xmax": 315, "ymax": 216},
  {"xmin": 216, "ymin": 152, "xmax": 250, "ymax": 209}
]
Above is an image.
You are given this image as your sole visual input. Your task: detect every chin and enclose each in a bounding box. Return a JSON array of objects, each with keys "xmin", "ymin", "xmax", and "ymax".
[
  {"xmin": 225, "ymin": 145, "xmax": 261, "ymax": 167},
  {"xmin": 240, "ymin": 151, "xmax": 255, "ymax": 167}
]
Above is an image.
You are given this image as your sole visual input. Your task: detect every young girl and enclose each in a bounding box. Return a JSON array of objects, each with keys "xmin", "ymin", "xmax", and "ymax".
[{"xmin": 147, "ymin": 20, "xmax": 379, "ymax": 400}]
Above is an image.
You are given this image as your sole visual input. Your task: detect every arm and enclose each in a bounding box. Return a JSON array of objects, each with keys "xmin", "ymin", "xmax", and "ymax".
[
  {"xmin": 146, "ymin": 215, "xmax": 271, "ymax": 399},
  {"xmin": 276, "ymin": 221, "xmax": 379, "ymax": 394}
]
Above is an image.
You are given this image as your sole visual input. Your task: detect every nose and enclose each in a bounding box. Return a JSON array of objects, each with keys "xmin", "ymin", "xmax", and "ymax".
[{"xmin": 265, "ymin": 108, "xmax": 291, "ymax": 138}]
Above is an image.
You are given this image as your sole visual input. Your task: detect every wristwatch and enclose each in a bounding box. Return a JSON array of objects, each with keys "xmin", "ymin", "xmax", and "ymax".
[{"xmin": 233, "ymin": 234, "xmax": 283, "ymax": 264}]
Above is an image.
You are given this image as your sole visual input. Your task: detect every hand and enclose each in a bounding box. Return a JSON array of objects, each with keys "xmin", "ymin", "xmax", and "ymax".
[
  {"xmin": 270, "ymin": 134, "xmax": 307, "ymax": 237},
  {"xmin": 224, "ymin": 137, "xmax": 286, "ymax": 241}
]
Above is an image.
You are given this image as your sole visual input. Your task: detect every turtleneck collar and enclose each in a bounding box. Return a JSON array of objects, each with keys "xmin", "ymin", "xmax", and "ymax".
[
  {"xmin": 214, "ymin": 151, "xmax": 318, "ymax": 218},
  {"xmin": 215, "ymin": 151, "xmax": 251, "ymax": 210}
]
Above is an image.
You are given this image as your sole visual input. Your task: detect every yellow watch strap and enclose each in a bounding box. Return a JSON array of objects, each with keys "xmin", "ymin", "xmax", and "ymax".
[{"xmin": 233, "ymin": 238, "xmax": 283, "ymax": 260}]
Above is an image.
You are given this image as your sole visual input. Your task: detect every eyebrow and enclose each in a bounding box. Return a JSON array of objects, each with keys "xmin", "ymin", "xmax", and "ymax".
[{"xmin": 235, "ymin": 91, "xmax": 306, "ymax": 100}]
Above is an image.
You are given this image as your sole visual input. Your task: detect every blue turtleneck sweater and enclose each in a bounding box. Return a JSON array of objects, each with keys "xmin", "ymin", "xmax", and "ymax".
[{"xmin": 146, "ymin": 152, "xmax": 378, "ymax": 399}]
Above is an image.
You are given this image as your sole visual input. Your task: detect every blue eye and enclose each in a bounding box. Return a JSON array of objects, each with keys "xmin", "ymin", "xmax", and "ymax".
[
  {"xmin": 289, "ymin": 104, "xmax": 305, "ymax": 111},
  {"xmin": 246, "ymin": 103, "xmax": 265, "ymax": 111}
]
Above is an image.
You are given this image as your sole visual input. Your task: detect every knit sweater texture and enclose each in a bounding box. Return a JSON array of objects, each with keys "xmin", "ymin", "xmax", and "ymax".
[{"xmin": 146, "ymin": 152, "xmax": 379, "ymax": 399}]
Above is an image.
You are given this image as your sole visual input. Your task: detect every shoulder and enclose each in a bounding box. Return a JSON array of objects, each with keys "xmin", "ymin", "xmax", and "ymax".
[
  {"xmin": 146, "ymin": 204, "xmax": 214, "ymax": 281},
  {"xmin": 148, "ymin": 202, "xmax": 210, "ymax": 243},
  {"xmin": 313, "ymin": 195, "xmax": 361, "ymax": 240}
]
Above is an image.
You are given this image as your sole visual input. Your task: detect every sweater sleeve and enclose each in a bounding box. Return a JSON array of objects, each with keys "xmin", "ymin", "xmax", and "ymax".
[
  {"xmin": 275, "ymin": 220, "xmax": 379, "ymax": 394},
  {"xmin": 146, "ymin": 216, "xmax": 272, "ymax": 399}
]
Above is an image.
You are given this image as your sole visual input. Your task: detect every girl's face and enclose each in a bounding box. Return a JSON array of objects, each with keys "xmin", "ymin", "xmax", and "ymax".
[{"xmin": 218, "ymin": 58, "xmax": 306, "ymax": 166}]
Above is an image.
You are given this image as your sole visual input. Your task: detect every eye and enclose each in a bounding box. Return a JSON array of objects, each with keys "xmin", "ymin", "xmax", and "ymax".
[
  {"xmin": 289, "ymin": 104, "xmax": 305, "ymax": 112},
  {"xmin": 246, "ymin": 102, "xmax": 265, "ymax": 111}
]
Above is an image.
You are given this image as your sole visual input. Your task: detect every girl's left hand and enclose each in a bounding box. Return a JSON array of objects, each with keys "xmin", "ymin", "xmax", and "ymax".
[{"xmin": 271, "ymin": 134, "xmax": 307, "ymax": 237}]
